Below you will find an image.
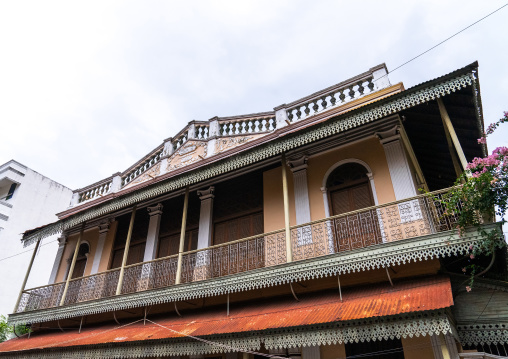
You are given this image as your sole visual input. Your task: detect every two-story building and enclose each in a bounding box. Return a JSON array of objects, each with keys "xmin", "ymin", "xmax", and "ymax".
[{"xmin": 0, "ymin": 62, "xmax": 505, "ymax": 359}]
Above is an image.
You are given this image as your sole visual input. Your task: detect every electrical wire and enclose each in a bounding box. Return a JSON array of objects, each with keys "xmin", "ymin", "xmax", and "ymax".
[
  {"xmin": 0, "ymin": 239, "xmax": 57, "ymax": 262},
  {"xmin": 374, "ymin": 3, "xmax": 508, "ymax": 82}
]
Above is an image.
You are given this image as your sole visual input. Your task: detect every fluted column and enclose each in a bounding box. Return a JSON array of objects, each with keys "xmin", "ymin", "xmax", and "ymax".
[
  {"xmin": 376, "ymin": 126, "xmax": 417, "ymax": 200},
  {"xmin": 287, "ymin": 156, "xmax": 311, "ymax": 225},
  {"xmin": 143, "ymin": 203, "xmax": 163, "ymax": 262},
  {"xmin": 48, "ymin": 236, "xmax": 67, "ymax": 284},
  {"xmin": 90, "ymin": 220, "xmax": 111, "ymax": 275},
  {"xmin": 197, "ymin": 187, "xmax": 215, "ymax": 249}
]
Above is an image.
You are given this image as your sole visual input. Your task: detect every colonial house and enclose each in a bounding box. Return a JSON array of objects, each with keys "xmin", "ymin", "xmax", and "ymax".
[{"xmin": 0, "ymin": 62, "xmax": 505, "ymax": 359}]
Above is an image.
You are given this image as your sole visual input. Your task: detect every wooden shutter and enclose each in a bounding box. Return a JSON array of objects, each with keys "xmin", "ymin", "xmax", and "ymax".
[
  {"xmin": 213, "ymin": 212, "xmax": 263, "ymax": 245},
  {"xmin": 71, "ymin": 258, "xmax": 87, "ymax": 279}
]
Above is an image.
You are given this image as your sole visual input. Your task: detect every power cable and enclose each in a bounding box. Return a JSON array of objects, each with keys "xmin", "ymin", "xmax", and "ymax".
[
  {"xmin": 374, "ymin": 3, "xmax": 508, "ymax": 82},
  {"xmin": 0, "ymin": 239, "xmax": 57, "ymax": 263}
]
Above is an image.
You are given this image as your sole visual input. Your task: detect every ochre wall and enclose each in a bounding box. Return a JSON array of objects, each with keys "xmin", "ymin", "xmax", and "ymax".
[
  {"xmin": 320, "ymin": 343, "xmax": 346, "ymax": 359},
  {"xmin": 263, "ymin": 166, "xmax": 296, "ymax": 232},
  {"xmin": 402, "ymin": 335, "xmax": 435, "ymax": 359},
  {"xmin": 55, "ymin": 227, "xmax": 99, "ymax": 281},
  {"xmin": 306, "ymin": 137, "xmax": 396, "ymax": 221},
  {"xmin": 98, "ymin": 220, "xmax": 118, "ymax": 272},
  {"xmin": 55, "ymin": 234, "xmax": 77, "ymax": 282},
  {"xmin": 82, "ymin": 227, "xmax": 99, "ymax": 277}
]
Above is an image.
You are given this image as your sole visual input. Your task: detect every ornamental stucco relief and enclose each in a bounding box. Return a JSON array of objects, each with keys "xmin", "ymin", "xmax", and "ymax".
[{"xmin": 167, "ymin": 141, "xmax": 208, "ymax": 173}]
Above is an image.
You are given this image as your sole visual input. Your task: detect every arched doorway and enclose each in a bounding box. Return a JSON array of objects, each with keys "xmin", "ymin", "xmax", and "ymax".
[
  {"xmin": 326, "ymin": 162, "xmax": 382, "ymax": 251},
  {"xmin": 326, "ymin": 162, "xmax": 375, "ymax": 216}
]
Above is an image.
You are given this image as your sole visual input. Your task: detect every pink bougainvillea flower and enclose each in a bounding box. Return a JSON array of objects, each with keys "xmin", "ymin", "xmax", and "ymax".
[{"xmin": 466, "ymin": 286, "xmax": 472, "ymax": 292}]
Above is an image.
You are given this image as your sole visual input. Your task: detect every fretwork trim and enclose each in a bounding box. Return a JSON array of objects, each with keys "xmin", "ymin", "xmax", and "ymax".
[
  {"xmin": 21, "ymin": 72, "xmax": 474, "ymax": 247},
  {"xmin": 0, "ymin": 311, "xmax": 452, "ymax": 359},
  {"xmin": 9, "ymin": 225, "xmax": 492, "ymax": 326}
]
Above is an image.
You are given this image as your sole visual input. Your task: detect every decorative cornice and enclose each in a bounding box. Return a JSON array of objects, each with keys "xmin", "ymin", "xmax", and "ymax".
[
  {"xmin": 0, "ymin": 311, "xmax": 452, "ymax": 359},
  {"xmin": 9, "ymin": 225, "xmax": 491, "ymax": 326},
  {"xmin": 21, "ymin": 72, "xmax": 474, "ymax": 247}
]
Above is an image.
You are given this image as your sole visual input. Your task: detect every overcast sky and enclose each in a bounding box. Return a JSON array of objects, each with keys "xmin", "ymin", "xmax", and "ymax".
[
  {"xmin": 0, "ymin": 1, "xmax": 507, "ymax": 315},
  {"xmin": 1, "ymin": 1, "xmax": 507, "ymax": 190}
]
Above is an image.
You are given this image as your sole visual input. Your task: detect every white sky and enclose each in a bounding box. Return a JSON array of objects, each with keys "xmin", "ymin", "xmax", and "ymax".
[{"xmin": 0, "ymin": 1, "xmax": 507, "ymax": 315}]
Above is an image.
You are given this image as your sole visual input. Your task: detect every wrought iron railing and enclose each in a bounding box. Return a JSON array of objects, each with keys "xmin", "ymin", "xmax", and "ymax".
[{"xmin": 16, "ymin": 188, "xmax": 463, "ymax": 313}]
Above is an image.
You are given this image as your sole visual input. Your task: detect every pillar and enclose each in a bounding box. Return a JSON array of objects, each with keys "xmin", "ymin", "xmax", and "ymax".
[
  {"xmin": 48, "ymin": 236, "xmax": 67, "ymax": 284},
  {"xmin": 206, "ymin": 117, "xmax": 219, "ymax": 158},
  {"xmin": 197, "ymin": 187, "xmax": 215, "ymax": 249},
  {"xmin": 376, "ymin": 126, "xmax": 417, "ymax": 200},
  {"xmin": 90, "ymin": 220, "xmax": 111, "ymax": 275},
  {"xmin": 287, "ymin": 156, "xmax": 311, "ymax": 225},
  {"xmin": 274, "ymin": 104, "xmax": 289, "ymax": 129},
  {"xmin": 143, "ymin": 203, "xmax": 163, "ymax": 262}
]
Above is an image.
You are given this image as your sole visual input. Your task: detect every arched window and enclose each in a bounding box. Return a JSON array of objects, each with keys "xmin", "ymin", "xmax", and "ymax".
[
  {"xmin": 71, "ymin": 242, "xmax": 90, "ymax": 279},
  {"xmin": 325, "ymin": 162, "xmax": 382, "ymax": 252},
  {"xmin": 326, "ymin": 162, "xmax": 375, "ymax": 215}
]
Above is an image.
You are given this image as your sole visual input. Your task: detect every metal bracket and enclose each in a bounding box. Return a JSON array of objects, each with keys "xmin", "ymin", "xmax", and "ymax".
[
  {"xmin": 174, "ymin": 302, "xmax": 182, "ymax": 317},
  {"xmin": 385, "ymin": 267, "xmax": 394, "ymax": 286},
  {"xmin": 290, "ymin": 283, "xmax": 299, "ymax": 301},
  {"xmin": 338, "ymin": 275, "xmax": 343, "ymax": 302}
]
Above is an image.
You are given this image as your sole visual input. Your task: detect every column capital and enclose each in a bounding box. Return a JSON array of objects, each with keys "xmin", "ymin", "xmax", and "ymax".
[
  {"xmin": 147, "ymin": 203, "xmax": 163, "ymax": 216},
  {"xmin": 57, "ymin": 235, "xmax": 67, "ymax": 246},
  {"xmin": 197, "ymin": 186, "xmax": 215, "ymax": 200},
  {"xmin": 375, "ymin": 125, "xmax": 400, "ymax": 144},
  {"xmin": 287, "ymin": 155, "xmax": 309, "ymax": 172},
  {"xmin": 98, "ymin": 219, "xmax": 113, "ymax": 234}
]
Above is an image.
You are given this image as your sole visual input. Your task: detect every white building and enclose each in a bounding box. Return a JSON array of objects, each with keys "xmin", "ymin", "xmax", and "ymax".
[{"xmin": 0, "ymin": 160, "xmax": 72, "ymax": 316}]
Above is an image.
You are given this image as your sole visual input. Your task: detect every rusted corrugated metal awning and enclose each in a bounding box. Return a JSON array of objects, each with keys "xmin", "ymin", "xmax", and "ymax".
[{"xmin": 0, "ymin": 276, "xmax": 453, "ymax": 353}]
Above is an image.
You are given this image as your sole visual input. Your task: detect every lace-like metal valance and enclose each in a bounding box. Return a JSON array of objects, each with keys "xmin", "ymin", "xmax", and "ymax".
[
  {"xmin": 9, "ymin": 225, "xmax": 490, "ymax": 326},
  {"xmin": 458, "ymin": 324, "xmax": 508, "ymax": 346},
  {"xmin": 21, "ymin": 72, "xmax": 474, "ymax": 248},
  {"xmin": 0, "ymin": 312, "xmax": 452, "ymax": 359}
]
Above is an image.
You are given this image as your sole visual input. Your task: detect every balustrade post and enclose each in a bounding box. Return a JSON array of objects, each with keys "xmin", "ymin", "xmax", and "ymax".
[
  {"xmin": 281, "ymin": 154, "xmax": 293, "ymax": 262},
  {"xmin": 437, "ymin": 98, "xmax": 469, "ymax": 176},
  {"xmin": 187, "ymin": 122, "xmax": 196, "ymax": 140},
  {"xmin": 207, "ymin": 117, "xmax": 219, "ymax": 158},
  {"xmin": 13, "ymin": 238, "xmax": 42, "ymax": 312},
  {"xmin": 116, "ymin": 206, "xmax": 137, "ymax": 295},
  {"xmin": 111, "ymin": 173, "xmax": 122, "ymax": 193},
  {"xmin": 60, "ymin": 223, "xmax": 85, "ymax": 306},
  {"xmin": 175, "ymin": 186, "xmax": 189, "ymax": 285},
  {"xmin": 371, "ymin": 63, "xmax": 391, "ymax": 90},
  {"xmin": 159, "ymin": 137, "xmax": 174, "ymax": 176},
  {"xmin": 70, "ymin": 192, "xmax": 80, "ymax": 207},
  {"xmin": 274, "ymin": 105, "xmax": 289, "ymax": 129}
]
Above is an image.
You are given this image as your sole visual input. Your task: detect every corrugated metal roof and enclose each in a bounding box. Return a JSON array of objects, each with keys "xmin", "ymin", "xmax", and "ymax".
[{"xmin": 0, "ymin": 276, "xmax": 453, "ymax": 353}]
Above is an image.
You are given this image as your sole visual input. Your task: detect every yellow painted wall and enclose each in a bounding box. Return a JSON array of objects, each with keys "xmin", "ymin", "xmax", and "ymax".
[
  {"xmin": 320, "ymin": 343, "xmax": 346, "ymax": 359},
  {"xmin": 55, "ymin": 234, "xmax": 78, "ymax": 283},
  {"xmin": 402, "ymin": 336, "xmax": 435, "ymax": 359},
  {"xmin": 263, "ymin": 166, "xmax": 296, "ymax": 232},
  {"xmin": 82, "ymin": 227, "xmax": 99, "ymax": 277},
  {"xmin": 306, "ymin": 137, "xmax": 396, "ymax": 221},
  {"xmin": 55, "ymin": 227, "xmax": 99, "ymax": 281},
  {"xmin": 55, "ymin": 223, "xmax": 119, "ymax": 281},
  {"xmin": 98, "ymin": 220, "xmax": 118, "ymax": 272}
]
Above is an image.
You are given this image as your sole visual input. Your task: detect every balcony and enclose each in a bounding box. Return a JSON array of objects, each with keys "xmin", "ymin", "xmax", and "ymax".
[{"xmin": 15, "ymin": 188, "xmax": 466, "ymax": 314}]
